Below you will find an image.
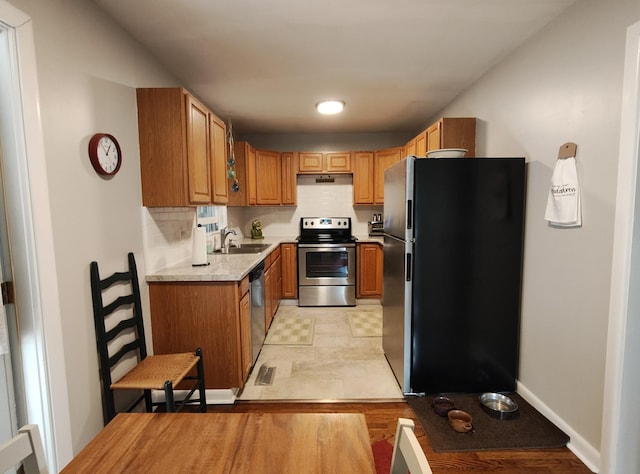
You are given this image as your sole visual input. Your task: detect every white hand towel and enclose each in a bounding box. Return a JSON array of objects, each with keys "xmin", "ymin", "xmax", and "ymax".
[{"xmin": 544, "ymin": 157, "xmax": 581, "ymax": 227}]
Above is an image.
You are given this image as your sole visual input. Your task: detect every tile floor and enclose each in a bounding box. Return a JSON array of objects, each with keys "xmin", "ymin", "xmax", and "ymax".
[{"xmin": 237, "ymin": 304, "xmax": 405, "ymax": 401}]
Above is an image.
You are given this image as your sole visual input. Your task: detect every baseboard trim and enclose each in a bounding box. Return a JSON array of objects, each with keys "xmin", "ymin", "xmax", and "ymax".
[{"xmin": 517, "ymin": 382, "xmax": 599, "ymax": 472}]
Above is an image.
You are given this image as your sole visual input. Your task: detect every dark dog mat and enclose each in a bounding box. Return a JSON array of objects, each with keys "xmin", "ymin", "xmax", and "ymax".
[{"xmin": 407, "ymin": 392, "xmax": 569, "ymax": 452}]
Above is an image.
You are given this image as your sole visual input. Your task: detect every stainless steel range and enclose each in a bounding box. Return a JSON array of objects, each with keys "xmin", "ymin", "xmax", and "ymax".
[{"xmin": 297, "ymin": 217, "xmax": 356, "ymax": 307}]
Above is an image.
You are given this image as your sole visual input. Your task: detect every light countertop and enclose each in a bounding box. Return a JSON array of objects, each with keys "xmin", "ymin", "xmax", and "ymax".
[{"xmin": 146, "ymin": 235, "xmax": 383, "ymax": 283}]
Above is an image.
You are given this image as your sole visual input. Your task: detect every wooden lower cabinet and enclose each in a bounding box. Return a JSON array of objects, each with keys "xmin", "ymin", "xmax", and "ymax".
[
  {"xmin": 280, "ymin": 243, "xmax": 298, "ymax": 299},
  {"xmin": 357, "ymin": 243, "xmax": 383, "ymax": 298},
  {"xmin": 264, "ymin": 265, "xmax": 273, "ymax": 330},
  {"xmin": 264, "ymin": 246, "xmax": 282, "ymax": 330},
  {"xmin": 148, "ymin": 276, "xmax": 251, "ymax": 390},
  {"xmin": 239, "ymin": 291, "xmax": 251, "ymax": 381}
]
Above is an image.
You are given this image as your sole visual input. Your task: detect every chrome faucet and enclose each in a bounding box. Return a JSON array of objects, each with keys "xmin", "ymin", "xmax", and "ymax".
[{"xmin": 221, "ymin": 227, "xmax": 238, "ymax": 253}]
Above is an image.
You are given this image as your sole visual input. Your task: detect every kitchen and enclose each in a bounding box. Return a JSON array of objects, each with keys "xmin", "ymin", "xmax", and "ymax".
[{"xmin": 0, "ymin": 0, "xmax": 638, "ymax": 473}]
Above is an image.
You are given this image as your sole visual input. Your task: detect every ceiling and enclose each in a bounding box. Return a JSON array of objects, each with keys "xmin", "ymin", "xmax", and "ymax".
[{"xmin": 94, "ymin": 0, "xmax": 579, "ymax": 135}]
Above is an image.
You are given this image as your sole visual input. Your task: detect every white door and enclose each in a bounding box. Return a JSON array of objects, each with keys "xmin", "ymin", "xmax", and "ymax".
[
  {"xmin": 0, "ymin": 29, "xmax": 19, "ymax": 450},
  {"xmin": 0, "ymin": 154, "xmax": 19, "ymax": 456}
]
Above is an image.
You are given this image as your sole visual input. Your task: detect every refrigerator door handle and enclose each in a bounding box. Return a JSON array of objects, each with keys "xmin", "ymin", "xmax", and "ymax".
[
  {"xmin": 407, "ymin": 199, "xmax": 413, "ymax": 229},
  {"xmin": 406, "ymin": 252, "xmax": 412, "ymax": 281}
]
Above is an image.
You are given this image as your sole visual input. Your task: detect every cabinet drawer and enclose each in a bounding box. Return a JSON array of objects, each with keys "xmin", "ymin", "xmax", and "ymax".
[{"xmin": 239, "ymin": 275, "xmax": 249, "ymax": 296}]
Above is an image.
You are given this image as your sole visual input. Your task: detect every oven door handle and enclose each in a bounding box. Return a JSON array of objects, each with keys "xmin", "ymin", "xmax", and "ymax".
[{"xmin": 297, "ymin": 244, "xmax": 355, "ymax": 251}]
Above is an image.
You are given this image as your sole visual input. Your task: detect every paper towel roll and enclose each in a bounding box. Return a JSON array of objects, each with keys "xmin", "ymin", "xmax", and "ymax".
[{"xmin": 191, "ymin": 225, "xmax": 208, "ymax": 266}]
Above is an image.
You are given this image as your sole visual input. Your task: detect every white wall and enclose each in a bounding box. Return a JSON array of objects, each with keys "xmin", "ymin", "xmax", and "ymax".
[
  {"xmin": 433, "ymin": 0, "xmax": 639, "ymax": 466},
  {"xmin": 8, "ymin": 0, "xmax": 180, "ymax": 456}
]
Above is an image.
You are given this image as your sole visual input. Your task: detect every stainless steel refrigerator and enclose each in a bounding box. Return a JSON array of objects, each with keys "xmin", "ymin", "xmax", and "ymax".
[{"xmin": 383, "ymin": 156, "xmax": 526, "ymax": 394}]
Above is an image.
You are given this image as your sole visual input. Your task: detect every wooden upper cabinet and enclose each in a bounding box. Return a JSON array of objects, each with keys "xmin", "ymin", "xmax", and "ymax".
[
  {"xmin": 209, "ymin": 113, "xmax": 228, "ymax": 204},
  {"xmin": 352, "ymin": 151, "xmax": 375, "ymax": 205},
  {"xmin": 255, "ymin": 149, "xmax": 281, "ymax": 205},
  {"xmin": 280, "ymin": 152, "xmax": 297, "ymax": 206},
  {"xmin": 229, "ymin": 145, "xmax": 294, "ymax": 207},
  {"xmin": 298, "ymin": 152, "xmax": 351, "ymax": 174},
  {"xmin": 426, "ymin": 121, "xmax": 441, "ymax": 152},
  {"xmin": 298, "ymin": 152, "xmax": 323, "ymax": 173},
  {"xmin": 185, "ymin": 95, "xmax": 212, "ymax": 204},
  {"xmin": 137, "ymin": 88, "xmax": 199, "ymax": 206},
  {"xmin": 137, "ymin": 87, "xmax": 231, "ymax": 207},
  {"xmin": 403, "ymin": 137, "xmax": 416, "ymax": 158},
  {"xmin": 415, "ymin": 131, "xmax": 427, "ymax": 157},
  {"xmin": 426, "ymin": 117, "xmax": 476, "ymax": 157},
  {"xmin": 374, "ymin": 147, "xmax": 403, "ymax": 204},
  {"xmin": 325, "ymin": 152, "xmax": 351, "ymax": 172}
]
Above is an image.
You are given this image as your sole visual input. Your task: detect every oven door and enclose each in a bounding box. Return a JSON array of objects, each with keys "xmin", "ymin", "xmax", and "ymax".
[{"xmin": 298, "ymin": 243, "xmax": 356, "ymax": 287}]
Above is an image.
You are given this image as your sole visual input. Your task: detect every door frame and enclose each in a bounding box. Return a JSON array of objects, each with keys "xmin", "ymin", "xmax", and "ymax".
[
  {"xmin": 0, "ymin": 1, "xmax": 72, "ymax": 469},
  {"xmin": 601, "ymin": 20, "xmax": 640, "ymax": 474}
]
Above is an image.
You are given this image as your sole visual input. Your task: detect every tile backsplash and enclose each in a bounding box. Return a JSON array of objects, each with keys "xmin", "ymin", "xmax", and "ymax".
[
  {"xmin": 142, "ymin": 175, "xmax": 381, "ymax": 271},
  {"xmin": 227, "ymin": 175, "xmax": 381, "ymax": 237}
]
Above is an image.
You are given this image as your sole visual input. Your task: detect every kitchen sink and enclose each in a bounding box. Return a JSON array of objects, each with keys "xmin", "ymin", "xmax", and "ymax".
[{"xmin": 214, "ymin": 243, "xmax": 272, "ymax": 254}]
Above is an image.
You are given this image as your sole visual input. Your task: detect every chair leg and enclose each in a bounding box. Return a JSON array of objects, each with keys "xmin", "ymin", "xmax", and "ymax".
[
  {"xmin": 144, "ymin": 389, "xmax": 153, "ymax": 413},
  {"xmin": 195, "ymin": 347, "xmax": 206, "ymax": 413},
  {"xmin": 164, "ymin": 381, "xmax": 175, "ymax": 412},
  {"xmin": 104, "ymin": 391, "xmax": 117, "ymax": 425}
]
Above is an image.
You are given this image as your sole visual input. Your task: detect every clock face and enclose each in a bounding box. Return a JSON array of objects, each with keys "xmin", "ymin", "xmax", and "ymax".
[{"xmin": 89, "ymin": 133, "xmax": 122, "ymax": 176}]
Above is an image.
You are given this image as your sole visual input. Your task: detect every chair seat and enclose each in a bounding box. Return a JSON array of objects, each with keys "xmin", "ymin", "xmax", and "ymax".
[{"xmin": 111, "ymin": 353, "xmax": 200, "ymax": 391}]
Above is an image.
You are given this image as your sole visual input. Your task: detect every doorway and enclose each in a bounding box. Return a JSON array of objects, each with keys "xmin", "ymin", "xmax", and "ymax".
[
  {"xmin": 601, "ymin": 19, "xmax": 640, "ymax": 474},
  {"xmin": 0, "ymin": 2, "xmax": 73, "ymax": 470}
]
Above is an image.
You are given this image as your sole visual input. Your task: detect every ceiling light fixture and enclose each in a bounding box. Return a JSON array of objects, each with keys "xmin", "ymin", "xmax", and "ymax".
[{"xmin": 316, "ymin": 100, "xmax": 345, "ymax": 115}]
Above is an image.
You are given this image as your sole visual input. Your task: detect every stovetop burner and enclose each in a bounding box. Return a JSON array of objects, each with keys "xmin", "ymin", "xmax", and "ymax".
[{"xmin": 297, "ymin": 217, "xmax": 356, "ymax": 244}]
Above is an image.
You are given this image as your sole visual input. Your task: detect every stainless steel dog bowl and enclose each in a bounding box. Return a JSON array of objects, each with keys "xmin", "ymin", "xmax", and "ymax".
[{"xmin": 479, "ymin": 392, "xmax": 519, "ymax": 420}]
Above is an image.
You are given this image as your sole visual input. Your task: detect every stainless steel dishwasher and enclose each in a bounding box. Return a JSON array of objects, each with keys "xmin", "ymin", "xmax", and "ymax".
[{"xmin": 249, "ymin": 262, "xmax": 266, "ymax": 367}]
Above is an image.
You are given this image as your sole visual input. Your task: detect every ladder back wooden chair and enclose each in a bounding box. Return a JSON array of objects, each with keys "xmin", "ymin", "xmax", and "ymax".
[
  {"xmin": 90, "ymin": 252, "xmax": 206, "ymax": 425},
  {"xmin": 0, "ymin": 424, "xmax": 48, "ymax": 474},
  {"xmin": 390, "ymin": 418, "xmax": 433, "ymax": 474}
]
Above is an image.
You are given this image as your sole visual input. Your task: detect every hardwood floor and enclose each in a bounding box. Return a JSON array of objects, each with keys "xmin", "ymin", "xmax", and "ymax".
[{"xmin": 207, "ymin": 401, "xmax": 591, "ymax": 473}]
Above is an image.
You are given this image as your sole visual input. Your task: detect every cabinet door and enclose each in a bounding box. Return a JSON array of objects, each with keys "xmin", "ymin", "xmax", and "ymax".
[
  {"xmin": 247, "ymin": 145, "xmax": 257, "ymax": 205},
  {"xmin": 264, "ymin": 265, "xmax": 273, "ymax": 330},
  {"xmin": 137, "ymin": 88, "xmax": 187, "ymax": 207},
  {"xmin": 374, "ymin": 147, "xmax": 403, "ymax": 204},
  {"xmin": 357, "ymin": 243, "xmax": 383, "ymax": 298},
  {"xmin": 352, "ymin": 151, "xmax": 374, "ymax": 205},
  {"xmin": 239, "ymin": 291, "xmax": 251, "ymax": 383},
  {"xmin": 255, "ymin": 149, "xmax": 281, "ymax": 205},
  {"xmin": 281, "ymin": 152, "xmax": 297, "ymax": 205},
  {"xmin": 185, "ymin": 94, "xmax": 212, "ymax": 204},
  {"xmin": 149, "ymin": 282, "xmax": 243, "ymax": 389},
  {"xmin": 298, "ymin": 152, "xmax": 323, "ymax": 173},
  {"xmin": 439, "ymin": 117, "xmax": 477, "ymax": 157},
  {"xmin": 325, "ymin": 152, "xmax": 351, "ymax": 172},
  {"xmin": 228, "ymin": 141, "xmax": 248, "ymax": 206},
  {"xmin": 426, "ymin": 121, "xmax": 441, "ymax": 152},
  {"xmin": 280, "ymin": 243, "xmax": 298, "ymax": 298},
  {"xmin": 404, "ymin": 138, "xmax": 416, "ymax": 157},
  {"xmin": 210, "ymin": 113, "xmax": 228, "ymax": 204},
  {"xmin": 273, "ymin": 252, "xmax": 282, "ymax": 315},
  {"xmin": 415, "ymin": 132, "xmax": 427, "ymax": 157}
]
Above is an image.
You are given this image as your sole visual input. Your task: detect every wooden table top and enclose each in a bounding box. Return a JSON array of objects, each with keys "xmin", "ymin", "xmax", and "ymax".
[{"xmin": 61, "ymin": 412, "xmax": 376, "ymax": 473}]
